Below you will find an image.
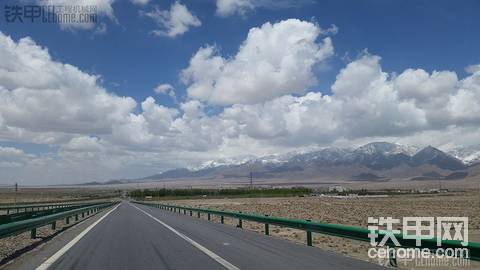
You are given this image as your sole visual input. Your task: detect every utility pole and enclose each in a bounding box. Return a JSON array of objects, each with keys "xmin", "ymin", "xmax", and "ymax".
[
  {"xmin": 14, "ymin": 182, "xmax": 18, "ymax": 212},
  {"xmin": 249, "ymin": 172, "xmax": 253, "ymax": 189}
]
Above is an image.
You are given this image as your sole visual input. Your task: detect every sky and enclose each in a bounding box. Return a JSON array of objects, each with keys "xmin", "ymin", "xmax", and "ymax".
[{"xmin": 0, "ymin": 0, "xmax": 479, "ymax": 185}]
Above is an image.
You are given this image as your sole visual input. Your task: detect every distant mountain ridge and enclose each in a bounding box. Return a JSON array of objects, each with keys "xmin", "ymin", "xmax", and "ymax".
[{"xmin": 129, "ymin": 142, "xmax": 471, "ymax": 183}]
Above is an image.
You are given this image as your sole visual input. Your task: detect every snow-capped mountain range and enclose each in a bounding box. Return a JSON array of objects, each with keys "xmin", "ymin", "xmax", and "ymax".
[
  {"xmin": 193, "ymin": 142, "xmax": 480, "ymax": 170},
  {"xmin": 133, "ymin": 142, "xmax": 478, "ymax": 183}
]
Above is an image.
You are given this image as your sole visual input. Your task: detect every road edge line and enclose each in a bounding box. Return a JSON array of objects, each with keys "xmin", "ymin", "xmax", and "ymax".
[
  {"xmin": 35, "ymin": 203, "xmax": 121, "ymax": 270},
  {"xmin": 131, "ymin": 203, "xmax": 240, "ymax": 270}
]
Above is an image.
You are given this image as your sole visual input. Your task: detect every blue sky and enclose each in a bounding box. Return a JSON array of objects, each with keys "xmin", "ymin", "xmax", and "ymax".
[{"xmin": 1, "ymin": 0, "xmax": 480, "ymax": 184}]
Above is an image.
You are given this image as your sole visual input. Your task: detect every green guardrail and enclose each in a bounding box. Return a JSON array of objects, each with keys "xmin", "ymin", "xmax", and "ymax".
[
  {"xmin": 0, "ymin": 201, "xmax": 112, "ymax": 225},
  {"xmin": 134, "ymin": 201, "xmax": 480, "ymax": 262},
  {"xmin": 0, "ymin": 202, "xmax": 117, "ymax": 239},
  {"xmin": 0, "ymin": 201, "xmax": 112, "ymax": 215},
  {"xmin": 0, "ymin": 196, "xmax": 117, "ymax": 208}
]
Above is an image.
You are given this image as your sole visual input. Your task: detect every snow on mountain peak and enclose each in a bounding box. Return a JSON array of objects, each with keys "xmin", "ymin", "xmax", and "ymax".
[
  {"xmin": 447, "ymin": 145, "xmax": 480, "ymax": 165},
  {"xmin": 355, "ymin": 142, "xmax": 419, "ymax": 156},
  {"xmin": 192, "ymin": 155, "xmax": 257, "ymax": 170}
]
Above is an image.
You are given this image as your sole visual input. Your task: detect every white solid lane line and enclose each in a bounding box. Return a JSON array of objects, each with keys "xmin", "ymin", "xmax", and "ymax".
[
  {"xmin": 131, "ymin": 204, "xmax": 241, "ymax": 270},
  {"xmin": 35, "ymin": 203, "xmax": 121, "ymax": 270}
]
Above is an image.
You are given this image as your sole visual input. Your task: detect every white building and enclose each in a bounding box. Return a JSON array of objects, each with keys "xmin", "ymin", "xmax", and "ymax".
[{"xmin": 328, "ymin": 185, "xmax": 347, "ymax": 193}]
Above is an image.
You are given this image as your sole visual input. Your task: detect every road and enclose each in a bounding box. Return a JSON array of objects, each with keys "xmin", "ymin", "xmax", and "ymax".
[{"xmin": 8, "ymin": 202, "xmax": 386, "ymax": 270}]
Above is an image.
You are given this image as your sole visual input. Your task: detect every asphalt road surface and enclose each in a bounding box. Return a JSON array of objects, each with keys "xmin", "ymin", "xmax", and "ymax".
[{"xmin": 14, "ymin": 201, "xmax": 387, "ymax": 270}]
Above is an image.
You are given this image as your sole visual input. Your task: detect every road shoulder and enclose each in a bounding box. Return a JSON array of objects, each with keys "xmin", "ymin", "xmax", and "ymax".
[{"xmin": 0, "ymin": 205, "xmax": 118, "ymax": 270}]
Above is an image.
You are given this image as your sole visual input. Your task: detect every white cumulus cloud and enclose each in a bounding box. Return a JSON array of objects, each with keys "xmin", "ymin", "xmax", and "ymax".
[
  {"xmin": 0, "ymin": 32, "xmax": 136, "ymax": 144},
  {"xmin": 130, "ymin": 0, "xmax": 150, "ymax": 6},
  {"xmin": 154, "ymin": 83, "xmax": 176, "ymax": 99},
  {"xmin": 144, "ymin": 1, "xmax": 201, "ymax": 38},
  {"xmin": 216, "ymin": 0, "xmax": 255, "ymax": 17},
  {"xmin": 181, "ymin": 19, "xmax": 334, "ymax": 105},
  {"xmin": 215, "ymin": 0, "xmax": 309, "ymax": 17}
]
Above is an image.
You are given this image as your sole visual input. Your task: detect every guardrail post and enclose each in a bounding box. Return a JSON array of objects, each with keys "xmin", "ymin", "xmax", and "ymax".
[
  {"xmin": 51, "ymin": 221, "xmax": 56, "ymax": 230},
  {"xmin": 190, "ymin": 210, "xmax": 192, "ymax": 216},
  {"xmin": 75, "ymin": 214, "xmax": 79, "ymax": 221},
  {"xmin": 82, "ymin": 212, "xmax": 85, "ymax": 218},
  {"xmin": 184, "ymin": 209, "xmax": 186, "ymax": 215},
  {"xmin": 31, "ymin": 228, "xmax": 36, "ymax": 239},
  {"xmin": 66, "ymin": 216, "xmax": 70, "ymax": 224},
  {"xmin": 207, "ymin": 213, "xmax": 211, "ymax": 220},
  {"xmin": 264, "ymin": 215, "xmax": 269, "ymax": 235},
  {"xmin": 306, "ymin": 231, "xmax": 312, "ymax": 246},
  {"xmin": 238, "ymin": 212, "xmax": 243, "ymax": 228},
  {"xmin": 197, "ymin": 211, "xmax": 200, "ymax": 218},
  {"xmin": 306, "ymin": 219, "xmax": 313, "ymax": 246},
  {"xmin": 221, "ymin": 215, "xmax": 224, "ymax": 224},
  {"xmin": 6, "ymin": 209, "xmax": 9, "ymax": 215},
  {"xmin": 388, "ymin": 246, "xmax": 397, "ymax": 267}
]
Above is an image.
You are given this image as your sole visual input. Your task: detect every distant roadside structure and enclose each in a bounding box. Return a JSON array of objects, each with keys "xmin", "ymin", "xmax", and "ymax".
[
  {"xmin": 328, "ymin": 185, "xmax": 347, "ymax": 193},
  {"xmin": 428, "ymin": 188, "xmax": 449, "ymax": 193}
]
